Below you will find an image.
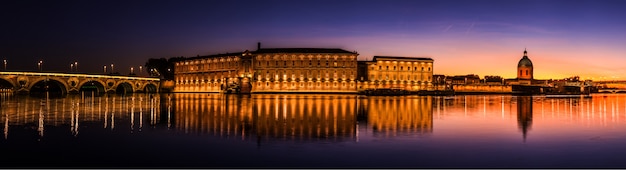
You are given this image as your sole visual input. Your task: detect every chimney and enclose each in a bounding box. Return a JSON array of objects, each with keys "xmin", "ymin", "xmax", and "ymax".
[{"xmin": 257, "ymin": 42, "xmax": 261, "ymax": 50}]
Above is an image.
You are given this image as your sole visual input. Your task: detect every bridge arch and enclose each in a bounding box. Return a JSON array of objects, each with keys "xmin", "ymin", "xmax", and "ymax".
[
  {"xmin": 115, "ymin": 81, "xmax": 134, "ymax": 95},
  {"xmin": 29, "ymin": 78, "xmax": 68, "ymax": 96},
  {"xmin": 77, "ymin": 79, "xmax": 107, "ymax": 95},
  {"xmin": 0, "ymin": 77, "xmax": 16, "ymax": 91},
  {"xmin": 142, "ymin": 82, "xmax": 158, "ymax": 93}
]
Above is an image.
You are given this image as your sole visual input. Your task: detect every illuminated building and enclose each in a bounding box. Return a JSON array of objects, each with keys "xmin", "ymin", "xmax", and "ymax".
[
  {"xmin": 359, "ymin": 56, "xmax": 434, "ymax": 91},
  {"xmin": 173, "ymin": 51, "xmax": 254, "ymax": 93},
  {"xmin": 252, "ymin": 48, "xmax": 358, "ymax": 93},
  {"xmin": 173, "ymin": 44, "xmax": 436, "ymax": 93},
  {"xmin": 173, "ymin": 43, "xmax": 359, "ymax": 93}
]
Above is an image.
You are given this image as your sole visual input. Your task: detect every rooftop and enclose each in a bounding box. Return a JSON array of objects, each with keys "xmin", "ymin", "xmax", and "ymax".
[
  {"xmin": 372, "ymin": 56, "xmax": 433, "ymax": 61},
  {"xmin": 254, "ymin": 48, "xmax": 357, "ymax": 54},
  {"xmin": 181, "ymin": 52, "xmax": 247, "ymax": 61}
]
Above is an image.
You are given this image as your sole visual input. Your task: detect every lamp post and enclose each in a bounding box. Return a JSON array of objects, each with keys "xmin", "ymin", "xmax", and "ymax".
[
  {"xmin": 38, "ymin": 60, "xmax": 43, "ymax": 72},
  {"xmin": 70, "ymin": 63, "xmax": 74, "ymax": 72},
  {"xmin": 130, "ymin": 67, "xmax": 134, "ymax": 75},
  {"xmin": 111, "ymin": 63, "xmax": 114, "ymax": 74},
  {"xmin": 3, "ymin": 59, "xmax": 6, "ymax": 71},
  {"xmin": 139, "ymin": 66, "xmax": 143, "ymax": 76},
  {"xmin": 74, "ymin": 61, "xmax": 78, "ymax": 72},
  {"xmin": 103, "ymin": 65, "xmax": 107, "ymax": 73}
]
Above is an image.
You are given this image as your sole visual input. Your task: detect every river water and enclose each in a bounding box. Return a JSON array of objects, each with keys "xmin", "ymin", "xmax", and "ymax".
[{"xmin": 2, "ymin": 93, "xmax": 626, "ymax": 168}]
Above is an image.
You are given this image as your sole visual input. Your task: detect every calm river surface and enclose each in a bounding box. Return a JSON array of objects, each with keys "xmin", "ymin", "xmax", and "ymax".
[{"xmin": 2, "ymin": 93, "xmax": 626, "ymax": 168}]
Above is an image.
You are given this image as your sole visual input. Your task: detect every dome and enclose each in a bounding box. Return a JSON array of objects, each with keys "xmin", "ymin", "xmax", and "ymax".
[
  {"xmin": 517, "ymin": 50, "xmax": 533, "ymax": 67},
  {"xmin": 518, "ymin": 56, "xmax": 533, "ymax": 67}
]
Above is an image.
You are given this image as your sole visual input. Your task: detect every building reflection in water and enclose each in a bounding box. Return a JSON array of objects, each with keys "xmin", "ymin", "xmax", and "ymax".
[
  {"xmin": 172, "ymin": 94, "xmax": 435, "ymax": 143},
  {"xmin": 360, "ymin": 96, "xmax": 433, "ymax": 138},
  {"xmin": 516, "ymin": 96, "xmax": 532, "ymax": 142},
  {"xmin": 173, "ymin": 94, "xmax": 358, "ymax": 143}
]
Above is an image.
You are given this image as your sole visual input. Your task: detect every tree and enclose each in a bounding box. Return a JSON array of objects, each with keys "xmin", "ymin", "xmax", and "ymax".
[{"xmin": 144, "ymin": 57, "xmax": 184, "ymax": 80}]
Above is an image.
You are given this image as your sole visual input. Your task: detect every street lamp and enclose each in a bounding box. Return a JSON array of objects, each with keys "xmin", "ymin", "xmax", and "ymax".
[
  {"xmin": 70, "ymin": 63, "xmax": 74, "ymax": 72},
  {"xmin": 139, "ymin": 66, "xmax": 143, "ymax": 75},
  {"xmin": 38, "ymin": 60, "xmax": 43, "ymax": 72},
  {"xmin": 130, "ymin": 67, "xmax": 134, "ymax": 75},
  {"xmin": 103, "ymin": 65, "xmax": 107, "ymax": 73},
  {"xmin": 74, "ymin": 61, "xmax": 78, "ymax": 72},
  {"xmin": 111, "ymin": 63, "xmax": 114, "ymax": 73},
  {"xmin": 3, "ymin": 59, "xmax": 6, "ymax": 71}
]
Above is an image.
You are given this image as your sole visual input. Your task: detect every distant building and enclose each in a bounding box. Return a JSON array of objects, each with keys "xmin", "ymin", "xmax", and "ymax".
[
  {"xmin": 484, "ymin": 75, "xmax": 504, "ymax": 85},
  {"xmin": 506, "ymin": 49, "xmax": 535, "ymax": 85},
  {"xmin": 517, "ymin": 49, "xmax": 533, "ymax": 79},
  {"xmin": 432, "ymin": 74, "xmax": 446, "ymax": 85},
  {"xmin": 448, "ymin": 74, "xmax": 480, "ymax": 85},
  {"xmin": 517, "ymin": 49, "xmax": 533, "ymax": 85}
]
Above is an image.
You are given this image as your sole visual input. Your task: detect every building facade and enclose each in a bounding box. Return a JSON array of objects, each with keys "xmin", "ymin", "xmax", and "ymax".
[
  {"xmin": 174, "ymin": 51, "xmax": 254, "ymax": 93},
  {"xmin": 173, "ymin": 46, "xmax": 434, "ymax": 93},
  {"xmin": 252, "ymin": 48, "xmax": 359, "ymax": 93},
  {"xmin": 359, "ymin": 56, "xmax": 434, "ymax": 91},
  {"xmin": 173, "ymin": 47, "xmax": 359, "ymax": 93}
]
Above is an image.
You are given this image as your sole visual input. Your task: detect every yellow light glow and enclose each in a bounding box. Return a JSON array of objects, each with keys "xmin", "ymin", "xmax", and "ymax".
[{"xmin": 0, "ymin": 72, "xmax": 159, "ymax": 81}]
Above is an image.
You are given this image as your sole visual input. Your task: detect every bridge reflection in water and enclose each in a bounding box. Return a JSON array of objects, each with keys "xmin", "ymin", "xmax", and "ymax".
[{"xmin": 0, "ymin": 93, "xmax": 161, "ymax": 139}]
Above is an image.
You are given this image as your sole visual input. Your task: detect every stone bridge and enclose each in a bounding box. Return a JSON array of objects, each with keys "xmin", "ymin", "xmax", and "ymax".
[
  {"xmin": 0, "ymin": 72, "xmax": 160, "ymax": 95},
  {"xmin": 587, "ymin": 81, "xmax": 626, "ymax": 93}
]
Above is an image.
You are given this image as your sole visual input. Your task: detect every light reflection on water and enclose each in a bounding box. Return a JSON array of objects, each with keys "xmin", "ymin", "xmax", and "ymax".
[
  {"xmin": 2, "ymin": 93, "xmax": 626, "ymax": 167},
  {"xmin": 0, "ymin": 93, "xmax": 161, "ymax": 140}
]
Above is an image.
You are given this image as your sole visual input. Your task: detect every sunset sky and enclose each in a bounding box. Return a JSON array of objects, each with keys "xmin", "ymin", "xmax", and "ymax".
[{"xmin": 1, "ymin": 0, "xmax": 625, "ymax": 80}]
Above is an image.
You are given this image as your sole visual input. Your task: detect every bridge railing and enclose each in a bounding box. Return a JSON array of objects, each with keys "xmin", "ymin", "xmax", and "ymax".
[{"xmin": 0, "ymin": 72, "xmax": 160, "ymax": 81}]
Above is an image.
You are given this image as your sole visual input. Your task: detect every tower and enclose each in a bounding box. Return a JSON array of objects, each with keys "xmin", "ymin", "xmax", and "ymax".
[{"xmin": 517, "ymin": 49, "xmax": 533, "ymax": 80}]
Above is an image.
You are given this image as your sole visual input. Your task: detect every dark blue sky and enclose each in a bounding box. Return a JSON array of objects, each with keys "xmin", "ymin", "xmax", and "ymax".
[{"xmin": 2, "ymin": 0, "xmax": 626, "ymax": 79}]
